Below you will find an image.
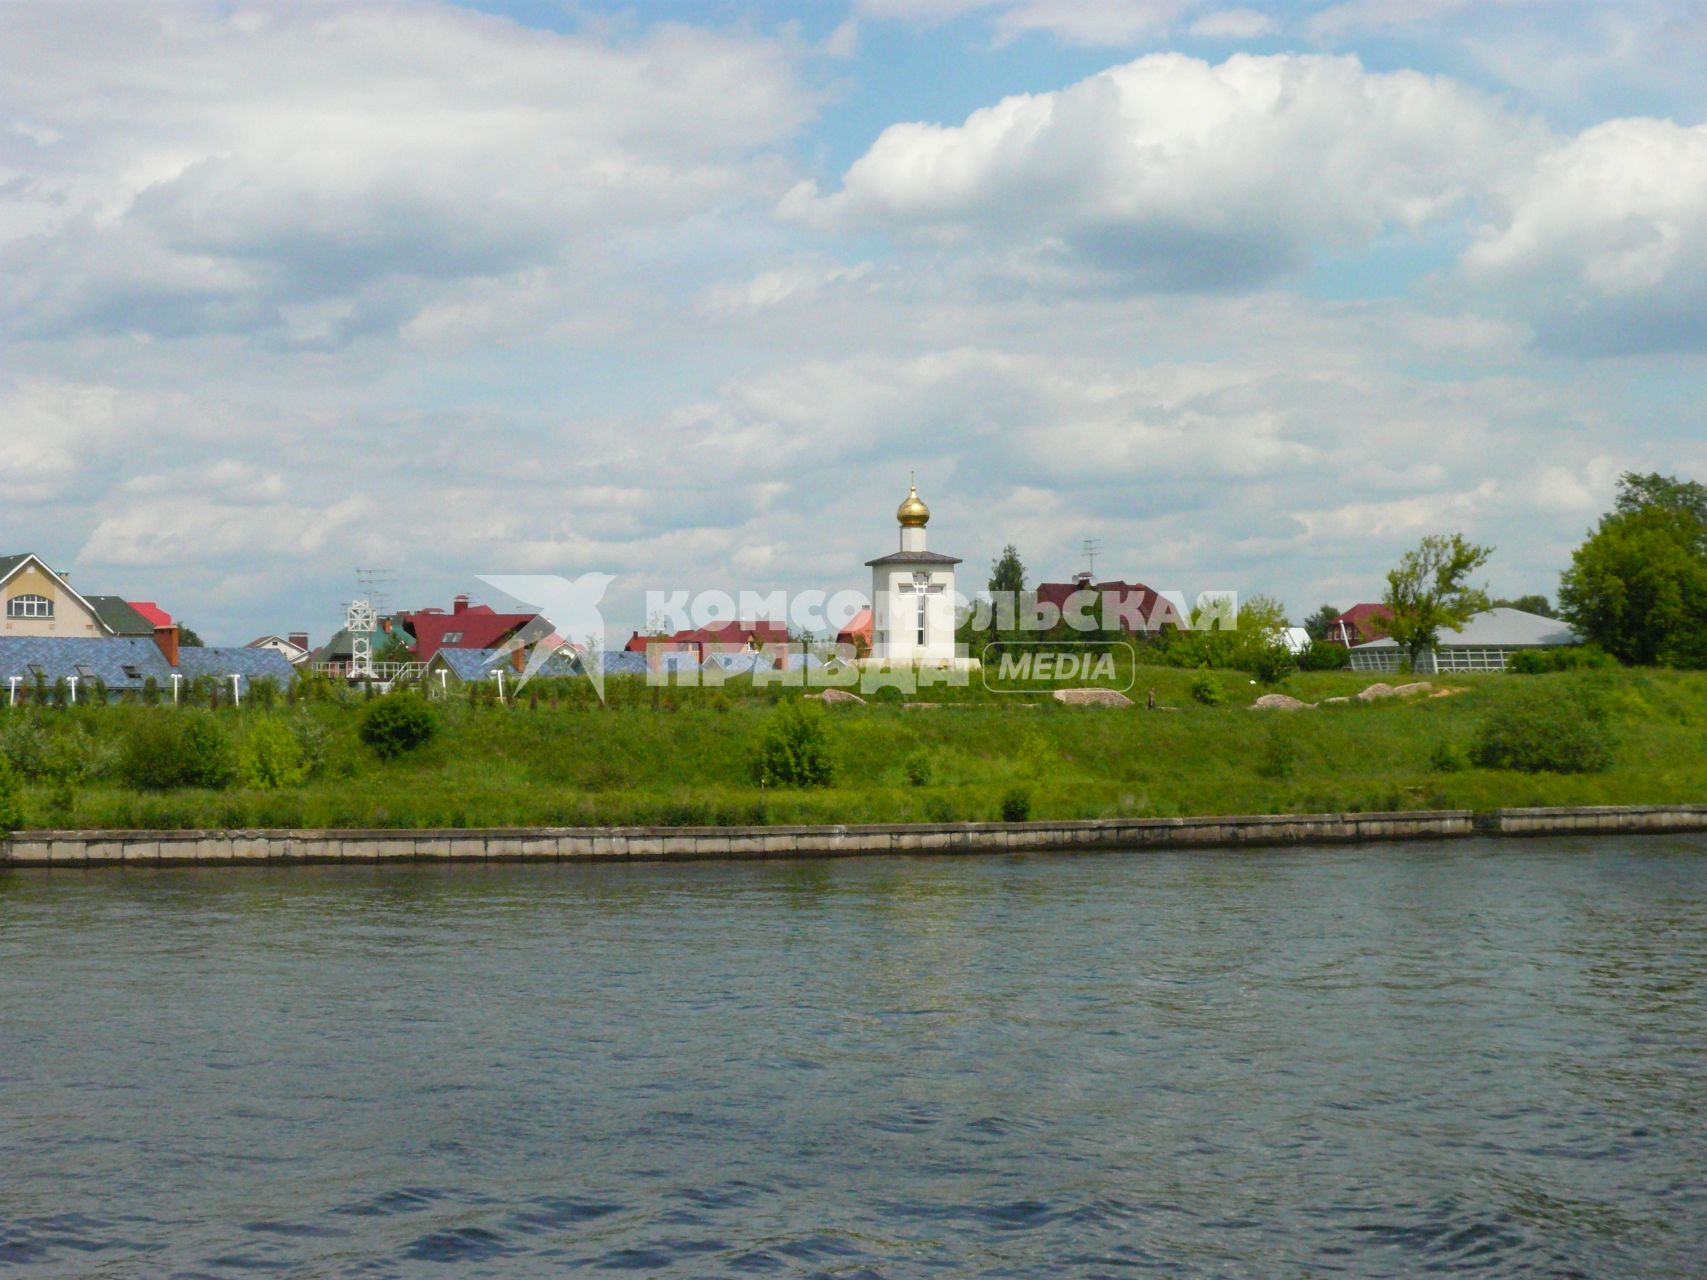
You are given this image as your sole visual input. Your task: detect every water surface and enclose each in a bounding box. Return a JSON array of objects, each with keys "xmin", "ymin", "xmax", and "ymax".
[{"xmin": 3, "ymin": 838, "xmax": 1705, "ymax": 1276}]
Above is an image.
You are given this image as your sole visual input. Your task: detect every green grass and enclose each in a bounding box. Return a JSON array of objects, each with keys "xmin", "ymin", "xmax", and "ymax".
[{"xmin": 3, "ymin": 665, "xmax": 1704, "ymax": 830}]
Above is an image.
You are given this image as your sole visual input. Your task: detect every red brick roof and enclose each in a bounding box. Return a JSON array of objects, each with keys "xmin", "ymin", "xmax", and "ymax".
[
  {"xmin": 1324, "ymin": 603, "xmax": 1389, "ymax": 646},
  {"xmin": 1034, "ymin": 580, "xmax": 1160, "ymax": 630},
  {"xmin": 127, "ymin": 601, "xmax": 173, "ymax": 628},
  {"xmin": 397, "ymin": 603, "xmax": 547, "ymax": 661}
]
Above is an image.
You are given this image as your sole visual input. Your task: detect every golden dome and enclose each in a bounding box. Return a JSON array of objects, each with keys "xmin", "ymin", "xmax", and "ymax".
[{"xmin": 897, "ymin": 481, "xmax": 930, "ymax": 527}]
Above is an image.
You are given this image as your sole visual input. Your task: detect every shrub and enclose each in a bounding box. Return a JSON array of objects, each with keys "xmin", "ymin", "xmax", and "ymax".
[
  {"xmin": 1188, "ymin": 671, "xmax": 1226, "ymax": 706},
  {"xmin": 1249, "ymin": 644, "xmax": 1298, "ymax": 685},
  {"xmin": 903, "ymin": 749, "xmax": 933, "ymax": 787},
  {"xmin": 1000, "ymin": 786, "xmax": 1032, "ymax": 822},
  {"xmin": 120, "ymin": 713, "xmax": 233, "ymax": 790},
  {"xmin": 359, "ymin": 695, "xmax": 439, "ymax": 759},
  {"xmin": 751, "ymin": 700, "xmax": 834, "ymax": 788},
  {"xmin": 1472, "ymin": 686, "xmax": 1615, "ymax": 774},
  {"xmin": 1256, "ymin": 727, "xmax": 1298, "ymax": 780},
  {"xmin": 1298, "ymin": 641, "xmax": 1350, "ymax": 671},
  {"xmin": 181, "ymin": 714, "xmax": 235, "ymax": 788},
  {"xmin": 240, "ymin": 718, "xmax": 306, "ymax": 789},
  {"xmin": 0, "ymin": 717, "xmax": 50, "ymax": 780},
  {"xmin": 0, "ymin": 754, "xmax": 24, "ymax": 833},
  {"xmin": 1508, "ymin": 646, "xmax": 1616, "ymax": 674},
  {"xmin": 1429, "ymin": 739, "xmax": 1469, "ymax": 773}
]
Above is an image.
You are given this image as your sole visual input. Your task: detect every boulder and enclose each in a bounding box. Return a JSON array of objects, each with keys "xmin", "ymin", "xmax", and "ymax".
[
  {"xmin": 1250, "ymin": 693, "xmax": 1314, "ymax": 711},
  {"xmin": 804, "ymin": 689, "xmax": 866, "ymax": 705},
  {"xmin": 1051, "ymin": 688, "xmax": 1135, "ymax": 707}
]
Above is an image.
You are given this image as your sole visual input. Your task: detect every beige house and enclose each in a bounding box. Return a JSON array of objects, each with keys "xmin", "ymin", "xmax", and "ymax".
[{"xmin": 0, "ymin": 554, "xmax": 109, "ymax": 638}]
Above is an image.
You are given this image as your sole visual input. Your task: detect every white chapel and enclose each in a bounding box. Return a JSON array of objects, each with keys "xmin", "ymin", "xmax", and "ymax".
[{"xmin": 866, "ymin": 479, "xmax": 963, "ymax": 666}]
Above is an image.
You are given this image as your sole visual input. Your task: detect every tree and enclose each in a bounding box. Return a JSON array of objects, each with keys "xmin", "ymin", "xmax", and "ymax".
[
  {"xmin": 178, "ymin": 625, "xmax": 205, "ymax": 648},
  {"xmin": 1559, "ymin": 503, "xmax": 1707, "ymax": 667},
  {"xmin": 986, "ymin": 544, "xmax": 1026, "ymax": 648},
  {"xmin": 1302, "ymin": 604, "xmax": 1341, "ymax": 641},
  {"xmin": 1377, "ymin": 534, "xmax": 1493, "ymax": 670},
  {"xmin": 1490, "ymin": 594, "xmax": 1555, "ymax": 618},
  {"xmin": 1614, "ymin": 471, "xmax": 1707, "ymax": 544}
]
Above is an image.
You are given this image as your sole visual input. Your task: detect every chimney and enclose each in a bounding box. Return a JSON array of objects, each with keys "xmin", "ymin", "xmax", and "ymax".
[
  {"xmin": 288, "ymin": 632, "xmax": 309, "ymax": 651},
  {"xmin": 510, "ymin": 644, "xmax": 526, "ymax": 673},
  {"xmin": 454, "ymin": 594, "xmax": 470, "ymax": 615},
  {"xmin": 154, "ymin": 624, "xmax": 180, "ymax": 667},
  {"xmin": 1074, "ymin": 570, "xmax": 1093, "ymax": 587}
]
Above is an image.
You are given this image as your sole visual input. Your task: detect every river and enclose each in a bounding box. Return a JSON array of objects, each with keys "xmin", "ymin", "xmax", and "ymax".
[{"xmin": 3, "ymin": 837, "xmax": 1704, "ymax": 1276}]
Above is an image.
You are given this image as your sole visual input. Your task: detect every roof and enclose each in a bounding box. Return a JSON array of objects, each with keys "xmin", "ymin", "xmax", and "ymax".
[
  {"xmin": 128, "ymin": 601, "xmax": 173, "ymax": 628},
  {"xmin": 865, "ymin": 550, "xmax": 962, "ymax": 567},
  {"xmin": 580, "ymin": 650, "xmax": 650, "ymax": 676},
  {"xmin": 84, "ymin": 596, "xmax": 155, "ymax": 636},
  {"xmin": 174, "ymin": 646, "xmax": 299, "ymax": 687},
  {"xmin": 704, "ymin": 651, "xmax": 765, "ymax": 674},
  {"xmin": 837, "ymin": 607, "xmax": 873, "ymax": 642},
  {"xmin": 1353, "ymin": 608, "xmax": 1579, "ymax": 650},
  {"xmin": 0, "ymin": 636, "xmax": 173, "ymax": 690},
  {"xmin": 398, "ymin": 604, "xmax": 549, "ymax": 660}
]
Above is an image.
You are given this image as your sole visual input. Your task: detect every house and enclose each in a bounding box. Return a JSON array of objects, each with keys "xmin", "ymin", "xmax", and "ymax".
[
  {"xmin": 640, "ymin": 620, "xmax": 790, "ymax": 662},
  {"xmin": 248, "ymin": 633, "xmax": 312, "ymax": 665},
  {"xmin": 836, "ymin": 606, "xmax": 873, "ymax": 654},
  {"xmin": 395, "ymin": 594, "xmax": 559, "ymax": 662},
  {"xmin": 1034, "ymin": 573, "xmax": 1160, "ymax": 633},
  {"xmin": 1348, "ymin": 608, "xmax": 1579, "ymax": 673},
  {"xmin": 0, "ymin": 635, "xmax": 295, "ymax": 703},
  {"xmin": 1322, "ymin": 603, "xmax": 1390, "ymax": 648},
  {"xmin": 422, "ymin": 644, "xmax": 579, "ymax": 689}
]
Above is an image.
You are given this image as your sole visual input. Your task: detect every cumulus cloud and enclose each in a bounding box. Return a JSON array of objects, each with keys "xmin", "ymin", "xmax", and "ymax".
[
  {"xmin": 0, "ymin": 3, "xmax": 814, "ymax": 345},
  {"xmin": 856, "ymin": 0, "xmax": 1197, "ymax": 44},
  {"xmin": 790, "ymin": 53, "xmax": 1542, "ymax": 289},
  {"xmin": 1461, "ymin": 117, "xmax": 1707, "ymax": 352}
]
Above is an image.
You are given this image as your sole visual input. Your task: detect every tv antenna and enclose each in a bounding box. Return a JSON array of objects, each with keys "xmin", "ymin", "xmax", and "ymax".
[
  {"xmin": 1082, "ymin": 538, "xmax": 1102, "ymax": 580},
  {"xmin": 355, "ymin": 568, "xmax": 396, "ymax": 618}
]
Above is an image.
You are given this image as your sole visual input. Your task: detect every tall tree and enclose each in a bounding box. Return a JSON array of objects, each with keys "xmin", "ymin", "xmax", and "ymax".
[
  {"xmin": 986, "ymin": 544, "xmax": 1026, "ymax": 650},
  {"xmin": 1614, "ymin": 471, "xmax": 1707, "ymax": 545},
  {"xmin": 1377, "ymin": 534, "xmax": 1493, "ymax": 670},
  {"xmin": 1559, "ymin": 498, "xmax": 1707, "ymax": 667},
  {"xmin": 1490, "ymin": 594, "xmax": 1555, "ymax": 618},
  {"xmin": 1302, "ymin": 603, "xmax": 1341, "ymax": 641}
]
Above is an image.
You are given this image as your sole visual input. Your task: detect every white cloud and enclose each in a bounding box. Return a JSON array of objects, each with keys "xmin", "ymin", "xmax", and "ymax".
[
  {"xmin": 792, "ymin": 53, "xmax": 1542, "ymax": 289},
  {"xmin": 1461, "ymin": 117, "xmax": 1707, "ymax": 352},
  {"xmin": 1189, "ymin": 8, "xmax": 1279, "ymax": 38},
  {"xmin": 855, "ymin": 0, "xmax": 1198, "ymax": 44},
  {"xmin": 0, "ymin": 3, "xmax": 815, "ymax": 345}
]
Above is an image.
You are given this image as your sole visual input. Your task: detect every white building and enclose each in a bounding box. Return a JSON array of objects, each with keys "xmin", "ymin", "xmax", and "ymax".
[
  {"xmin": 865, "ymin": 481, "xmax": 964, "ymax": 667},
  {"xmin": 1349, "ymin": 607, "xmax": 1578, "ymax": 673}
]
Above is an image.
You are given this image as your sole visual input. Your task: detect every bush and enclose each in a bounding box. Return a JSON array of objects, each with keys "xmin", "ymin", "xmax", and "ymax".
[
  {"xmin": 1256, "ymin": 727, "xmax": 1298, "ymax": 780},
  {"xmin": 1429, "ymin": 739, "xmax": 1469, "ymax": 773},
  {"xmin": 1249, "ymin": 645, "xmax": 1298, "ymax": 685},
  {"xmin": 1508, "ymin": 646, "xmax": 1616, "ymax": 674},
  {"xmin": 120, "ymin": 713, "xmax": 234, "ymax": 790},
  {"xmin": 359, "ymin": 695, "xmax": 439, "ymax": 759},
  {"xmin": 0, "ymin": 754, "xmax": 24, "ymax": 833},
  {"xmin": 903, "ymin": 749, "xmax": 933, "ymax": 787},
  {"xmin": 1188, "ymin": 671, "xmax": 1226, "ymax": 706},
  {"xmin": 1472, "ymin": 686, "xmax": 1615, "ymax": 774},
  {"xmin": 240, "ymin": 718, "xmax": 305, "ymax": 789},
  {"xmin": 181, "ymin": 714, "xmax": 236, "ymax": 788},
  {"xmin": 751, "ymin": 700, "xmax": 835, "ymax": 788},
  {"xmin": 1298, "ymin": 640, "xmax": 1350, "ymax": 671},
  {"xmin": 0, "ymin": 717, "xmax": 50, "ymax": 780},
  {"xmin": 1000, "ymin": 786, "xmax": 1032, "ymax": 821}
]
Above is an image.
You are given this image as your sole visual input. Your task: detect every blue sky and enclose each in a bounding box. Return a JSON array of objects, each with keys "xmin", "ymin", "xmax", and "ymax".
[{"xmin": 2, "ymin": 0, "xmax": 1704, "ymax": 643}]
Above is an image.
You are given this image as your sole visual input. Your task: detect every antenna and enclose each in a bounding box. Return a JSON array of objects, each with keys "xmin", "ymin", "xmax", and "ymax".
[
  {"xmin": 1082, "ymin": 538, "xmax": 1102, "ymax": 580},
  {"xmin": 355, "ymin": 568, "xmax": 396, "ymax": 618}
]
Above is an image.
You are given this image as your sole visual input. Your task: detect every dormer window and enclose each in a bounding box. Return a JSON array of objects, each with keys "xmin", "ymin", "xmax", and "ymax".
[
  {"xmin": 6, "ymin": 594, "xmax": 53, "ymax": 618},
  {"xmin": 442, "ymin": 631, "xmax": 463, "ymax": 643}
]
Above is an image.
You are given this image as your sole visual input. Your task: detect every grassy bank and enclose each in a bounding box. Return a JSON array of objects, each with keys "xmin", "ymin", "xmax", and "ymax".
[{"xmin": 2, "ymin": 665, "xmax": 1703, "ymax": 831}]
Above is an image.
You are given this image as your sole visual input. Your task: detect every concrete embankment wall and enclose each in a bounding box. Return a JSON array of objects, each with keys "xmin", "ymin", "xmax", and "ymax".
[{"xmin": 3, "ymin": 805, "xmax": 1705, "ymax": 867}]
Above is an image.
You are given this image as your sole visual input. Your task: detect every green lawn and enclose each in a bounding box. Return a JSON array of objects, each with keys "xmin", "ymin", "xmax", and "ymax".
[{"xmin": 3, "ymin": 665, "xmax": 1704, "ymax": 830}]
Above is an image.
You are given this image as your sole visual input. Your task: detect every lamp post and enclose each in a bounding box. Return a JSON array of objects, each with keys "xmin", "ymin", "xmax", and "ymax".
[
  {"xmin": 492, "ymin": 668, "xmax": 505, "ymax": 704},
  {"xmin": 6, "ymin": 676, "xmax": 19, "ymax": 706},
  {"xmin": 67, "ymin": 675, "xmax": 78, "ymax": 705},
  {"xmin": 230, "ymin": 674, "xmax": 242, "ymax": 708},
  {"xmin": 170, "ymin": 673, "xmax": 183, "ymax": 705}
]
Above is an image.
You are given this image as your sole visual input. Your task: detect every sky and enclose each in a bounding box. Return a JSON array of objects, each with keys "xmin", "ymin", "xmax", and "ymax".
[{"xmin": 3, "ymin": 0, "xmax": 1705, "ymax": 644}]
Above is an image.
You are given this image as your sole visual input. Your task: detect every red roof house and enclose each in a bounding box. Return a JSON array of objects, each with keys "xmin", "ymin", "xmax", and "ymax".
[
  {"xmin": 639, "ymin": 619, "xmax": 790, "ymax": 662},
  {"xmin": 1033, "ymin": 576, "xmax": 1161, "ymax": 632},
  {"xmin": 396, "ymin": 594, "xmax": 557, "ymax": 662},
  {"xmin": 1322, "ymin": 603, "xmax": 1390, "ymax": 647},
  {"xmin": 836, "ymin": 607, "xmax": 873, "ymax": 654}
]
